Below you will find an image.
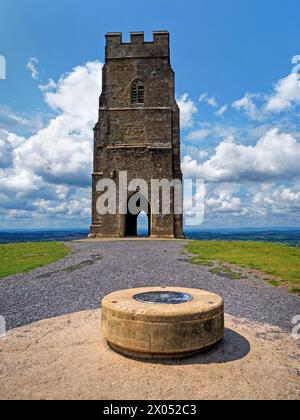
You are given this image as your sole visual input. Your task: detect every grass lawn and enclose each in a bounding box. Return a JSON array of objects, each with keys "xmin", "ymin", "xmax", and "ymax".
[
  {"xmin": 186, "ymin": 241, "xmax": 300, "ymax": 295},
  {"xmin": 0, "ymin": 242, "xmax": 69, "ymax": 279}
]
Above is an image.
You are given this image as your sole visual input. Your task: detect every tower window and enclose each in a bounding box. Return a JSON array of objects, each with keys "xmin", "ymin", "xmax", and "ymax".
[{"xmin": 131, "ymin": 80, "xmax": 144, "ymax": 104}]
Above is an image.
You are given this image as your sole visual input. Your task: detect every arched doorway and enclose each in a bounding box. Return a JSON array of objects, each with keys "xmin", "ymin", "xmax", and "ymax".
[{"xmin": 125, "ymin": 193, "xmax": 151, "ymax": 237}]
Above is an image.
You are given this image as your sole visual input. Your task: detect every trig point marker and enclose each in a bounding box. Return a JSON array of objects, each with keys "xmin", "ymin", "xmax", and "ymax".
[{"xmin": 101, "ymin": 287, "xmax": 224, "ymax": 359}]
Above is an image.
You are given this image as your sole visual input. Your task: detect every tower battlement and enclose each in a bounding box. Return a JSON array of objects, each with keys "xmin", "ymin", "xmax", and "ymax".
[{"xmin": 105, "ymin": 31, "xmax": 170, "ymax": 59}]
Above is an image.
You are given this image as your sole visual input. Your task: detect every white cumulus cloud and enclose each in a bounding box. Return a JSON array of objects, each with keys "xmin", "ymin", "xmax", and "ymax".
[
  {"xmin": 199, "ymin": 93, "xmax": 218, "ymax": 108},
  {"xmin": 265, "ymin": 72, "xmax": 300, "ymax": 113},
  {"xmin": 177, "ymin": 94, "xmax": 197, "ymax": 129},
  {"xmin": 206, "ymin": 194, "xmax": 245, "ymax": 214},
  {"xmin": 232, "ymin": 93, "xmax": 261, "ymax": 120},
  {"xmin": 253, "ymin": 184, "xmax": 300, "ymax": 215},
  {"xmin": 0, "ymin": 61, "xmax": 103, "ymax": 225},
  {"xmin": 182, "ymin": 128, "xmax": 300, "ymax": 183},
  {"xmin": 215, "ymin": 105, "xmax": 228, "ymax": 117},
  {"xmin": 186, "ymin": 129, "xmax": 210, "ymax": 142},
  {"xmin": 26, "ymin": 57, "xmax": 39, "ymax": 80},
  {"xmin": 233, "ymin": 56, "xmax": 300, "ymax": 118}
]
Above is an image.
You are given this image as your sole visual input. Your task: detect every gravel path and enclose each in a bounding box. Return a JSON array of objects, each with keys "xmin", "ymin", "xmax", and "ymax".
[{"xmin": 0, "ymin": 240, "xmax": 299, "ymax": 331}]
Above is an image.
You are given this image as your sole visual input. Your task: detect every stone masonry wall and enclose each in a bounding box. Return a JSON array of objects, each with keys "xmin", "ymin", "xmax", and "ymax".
[{"xmin": 90, "ymin": 31, "xmax": 184, "ymax": 238}]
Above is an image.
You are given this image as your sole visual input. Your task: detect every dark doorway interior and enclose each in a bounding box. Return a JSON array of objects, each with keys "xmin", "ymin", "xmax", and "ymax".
[{"xmin": 125, "ymin": 195, "xmax": 150, "ymax": 237}]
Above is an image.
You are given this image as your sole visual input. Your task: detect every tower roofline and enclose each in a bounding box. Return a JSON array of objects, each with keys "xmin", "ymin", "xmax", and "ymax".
[{"xmin": 105, "ymin": 31, "xmax": 170, "ymax": 59}]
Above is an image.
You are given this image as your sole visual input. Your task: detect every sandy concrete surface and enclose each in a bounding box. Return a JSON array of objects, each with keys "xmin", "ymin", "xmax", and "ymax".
[{"xmin": 0, "ymin": 309, "xmax": 299, "ymax": 400}]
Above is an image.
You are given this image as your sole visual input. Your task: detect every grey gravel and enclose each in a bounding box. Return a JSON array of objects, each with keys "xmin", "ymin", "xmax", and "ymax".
[{"xmin": 0, "ymin": 240, "xmax": 299, "ymax": 331}]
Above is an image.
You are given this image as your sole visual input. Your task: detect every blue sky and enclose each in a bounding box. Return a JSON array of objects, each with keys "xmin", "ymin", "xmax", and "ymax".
[{"xmin": 0, "ymin": 0, "xmax": 300, "ymax": 228}]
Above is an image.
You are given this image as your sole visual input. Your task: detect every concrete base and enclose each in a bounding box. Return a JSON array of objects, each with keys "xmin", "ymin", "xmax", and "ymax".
[
  {"xmin": 2, "ymin": 309, "xmax": 299, "ymax": 400},
  {"xmin": 101, "ymin": 287, "xmax": 224, "ymax": 359},
  {"xmin": 108, "ymin": 340, "xmax": 221, "ymax": 360}
]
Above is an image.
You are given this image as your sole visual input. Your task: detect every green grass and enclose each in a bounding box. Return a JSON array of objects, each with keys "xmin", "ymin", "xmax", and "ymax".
[
  {"xmin": 209, "ymin": 267, "xmax": 241, "ymax": 280},
  {"xmin": 0, "ymin": 242, "xmax": 69, "ymax": 279},
  {"xmin": 187, "ymin": 240, "xmax": 300, "ymax": 293},
  {"xmin": 210, "ymin": 268, "xmax": 222, "ymax": 274}
]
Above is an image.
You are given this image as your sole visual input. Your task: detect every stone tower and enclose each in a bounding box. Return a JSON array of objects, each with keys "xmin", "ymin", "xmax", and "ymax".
[{"xmin": 89, "ymin": 31, "xmax": 184, "ymax": 238}]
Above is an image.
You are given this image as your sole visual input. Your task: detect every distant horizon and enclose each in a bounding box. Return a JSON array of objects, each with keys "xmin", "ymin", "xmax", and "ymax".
[
  {"xmin": 1, "ymin": 226, "xmax": 300, "ymax": 232},
  {"xmin": 1, "ymin": 226, "xmax": 300, "ymax": 247}
]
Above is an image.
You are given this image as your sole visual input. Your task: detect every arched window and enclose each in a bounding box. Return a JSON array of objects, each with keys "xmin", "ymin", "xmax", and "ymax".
[{"xmin": 131, "ymin": 80, "xmax": 144, "ymax": 104}]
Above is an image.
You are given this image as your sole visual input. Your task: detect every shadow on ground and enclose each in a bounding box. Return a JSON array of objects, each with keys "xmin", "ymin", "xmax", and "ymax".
[{"xmin": 110, "ymin": 328, "xmax": 251, "ymax": 365}]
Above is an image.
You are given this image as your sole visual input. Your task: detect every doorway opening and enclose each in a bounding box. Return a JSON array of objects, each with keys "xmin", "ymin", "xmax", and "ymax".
[
  {"xmin": 125, "ymin": 194, "xmax": 151, "ymax": 238},
  {"xmin": 137, "ymin": 212, "xmax": 150, "ymax": 237}
]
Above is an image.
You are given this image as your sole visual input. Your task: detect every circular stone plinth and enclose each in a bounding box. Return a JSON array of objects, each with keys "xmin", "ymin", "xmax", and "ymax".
[{"xmin": 101, "ymin": 287, "xmax": 224, "ymax": 359}]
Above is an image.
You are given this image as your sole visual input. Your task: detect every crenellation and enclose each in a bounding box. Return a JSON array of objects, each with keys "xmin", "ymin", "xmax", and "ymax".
[
  {"xmin": 153, "ymin": 31, "xmax": 170, "ymax": 49},
  {"xmin": 130, "ymin": 32, "xmax": 144, "ymax": 45},
  {"xmin": 105, "ymin": 32, "xmax": 122, "ymax": 46},
  {"xmin": 105, "ymin": 31, "xmax": 170, "ymax": 60}
]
